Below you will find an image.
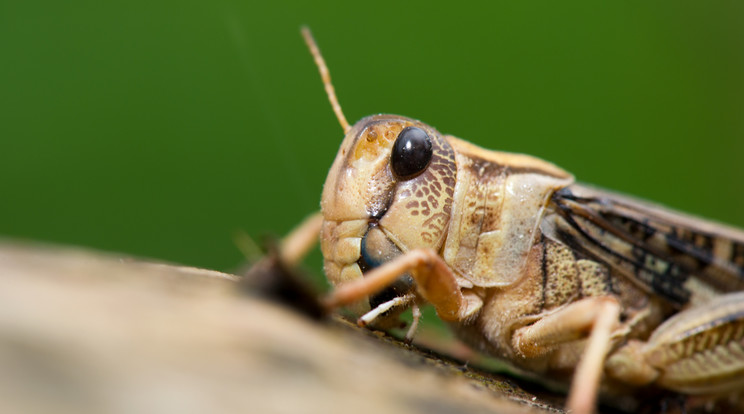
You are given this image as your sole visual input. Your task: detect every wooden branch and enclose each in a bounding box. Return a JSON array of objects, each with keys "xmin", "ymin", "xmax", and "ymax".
[{"xmin": 0, "ymin": 241, "xmax": 566, "ymax": 414}]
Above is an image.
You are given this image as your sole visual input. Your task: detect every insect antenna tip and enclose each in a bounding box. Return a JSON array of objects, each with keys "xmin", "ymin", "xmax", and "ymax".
[{"xmin": 301, "ymin": 27, "xmax": 351, "ymax": 135}]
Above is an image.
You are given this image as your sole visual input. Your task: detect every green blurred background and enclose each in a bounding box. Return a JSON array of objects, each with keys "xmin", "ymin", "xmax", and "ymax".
[{"xmin": 2, "ymin": 1, "xmax": 742, "ymax": 276}]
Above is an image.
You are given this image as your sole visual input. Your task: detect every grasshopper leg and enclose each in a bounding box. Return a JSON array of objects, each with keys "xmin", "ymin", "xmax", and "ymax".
[
  {"xmin": 240, "ymin": 212, "xmax": 325, "ymax": 317},
  {"xmin": 512, "ymin": 296, "xmax": 621, "ymax": 414},
  {"xmin": 607, "ymin": 291, "xmax": 744, "ymax": 395},
  {"xmin": 357, "ymin": 293, "xmax": 416, "ymax": 328},
  {"xmin": 278, "ymin": 212, "xmax": 324, "ymax": 266},
  {"xmin": 406, "ymin": 302, "xmax": 422, "ymax": 343},
  {"xmin": 323, "ymin": 248, "xmax": 482, "ymax": 322}
]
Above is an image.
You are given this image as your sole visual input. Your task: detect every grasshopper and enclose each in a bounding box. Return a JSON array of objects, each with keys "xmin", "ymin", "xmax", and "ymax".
[{"xmin": 289, "ymin": 28, "xmax": 744, "ymax": 413}]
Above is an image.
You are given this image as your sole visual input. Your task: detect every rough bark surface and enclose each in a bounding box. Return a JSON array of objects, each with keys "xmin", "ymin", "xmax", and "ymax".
[{"xmin": 0, "ymin": 241, "xmax": 569, "ymax": 414}]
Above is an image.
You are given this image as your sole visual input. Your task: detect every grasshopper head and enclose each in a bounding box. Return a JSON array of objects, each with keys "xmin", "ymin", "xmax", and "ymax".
[
  {"xmin": 300, "ymin": 29, "xmax": 457, "ymax": 317},
  {"xmin": 320, "ymin": 115, "xmax": 457, "ymax": 315}
]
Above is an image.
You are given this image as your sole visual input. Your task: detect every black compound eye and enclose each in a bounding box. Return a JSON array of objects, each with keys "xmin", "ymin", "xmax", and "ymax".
[{"xmin": 390, "ymin": 126, "xmax": 433, "ymax": 179}]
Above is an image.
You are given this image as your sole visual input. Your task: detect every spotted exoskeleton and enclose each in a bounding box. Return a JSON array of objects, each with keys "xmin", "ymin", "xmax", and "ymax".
[{"xmin": 291, "ymin": 28, "xmax": 744, "ymax": 414}]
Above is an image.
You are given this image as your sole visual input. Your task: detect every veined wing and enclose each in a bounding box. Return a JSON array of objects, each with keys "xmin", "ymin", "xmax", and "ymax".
[{"xmin": 548, "ymin": 184, "xmax": 744, "ymax": 307}]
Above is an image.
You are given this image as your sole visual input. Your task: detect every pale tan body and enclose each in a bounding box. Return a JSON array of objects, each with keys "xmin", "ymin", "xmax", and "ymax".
[
  {"xmin": 297, "ymin": 28, "xmax": 744, "ymax": 414},
  {"xmin": 317, "ymin": 115, "xmax": 744, "ymax": 412}
]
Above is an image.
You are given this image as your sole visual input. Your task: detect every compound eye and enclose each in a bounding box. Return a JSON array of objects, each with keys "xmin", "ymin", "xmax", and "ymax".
[{"xmin": 390, "ymin": 126, "xmax": 433, "ymax": 180}]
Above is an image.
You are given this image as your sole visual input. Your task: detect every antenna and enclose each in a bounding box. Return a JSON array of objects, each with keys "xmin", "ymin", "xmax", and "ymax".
[{"xmin": 301, "ymin": 27, "xmax": 351, "ymax": 134}]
